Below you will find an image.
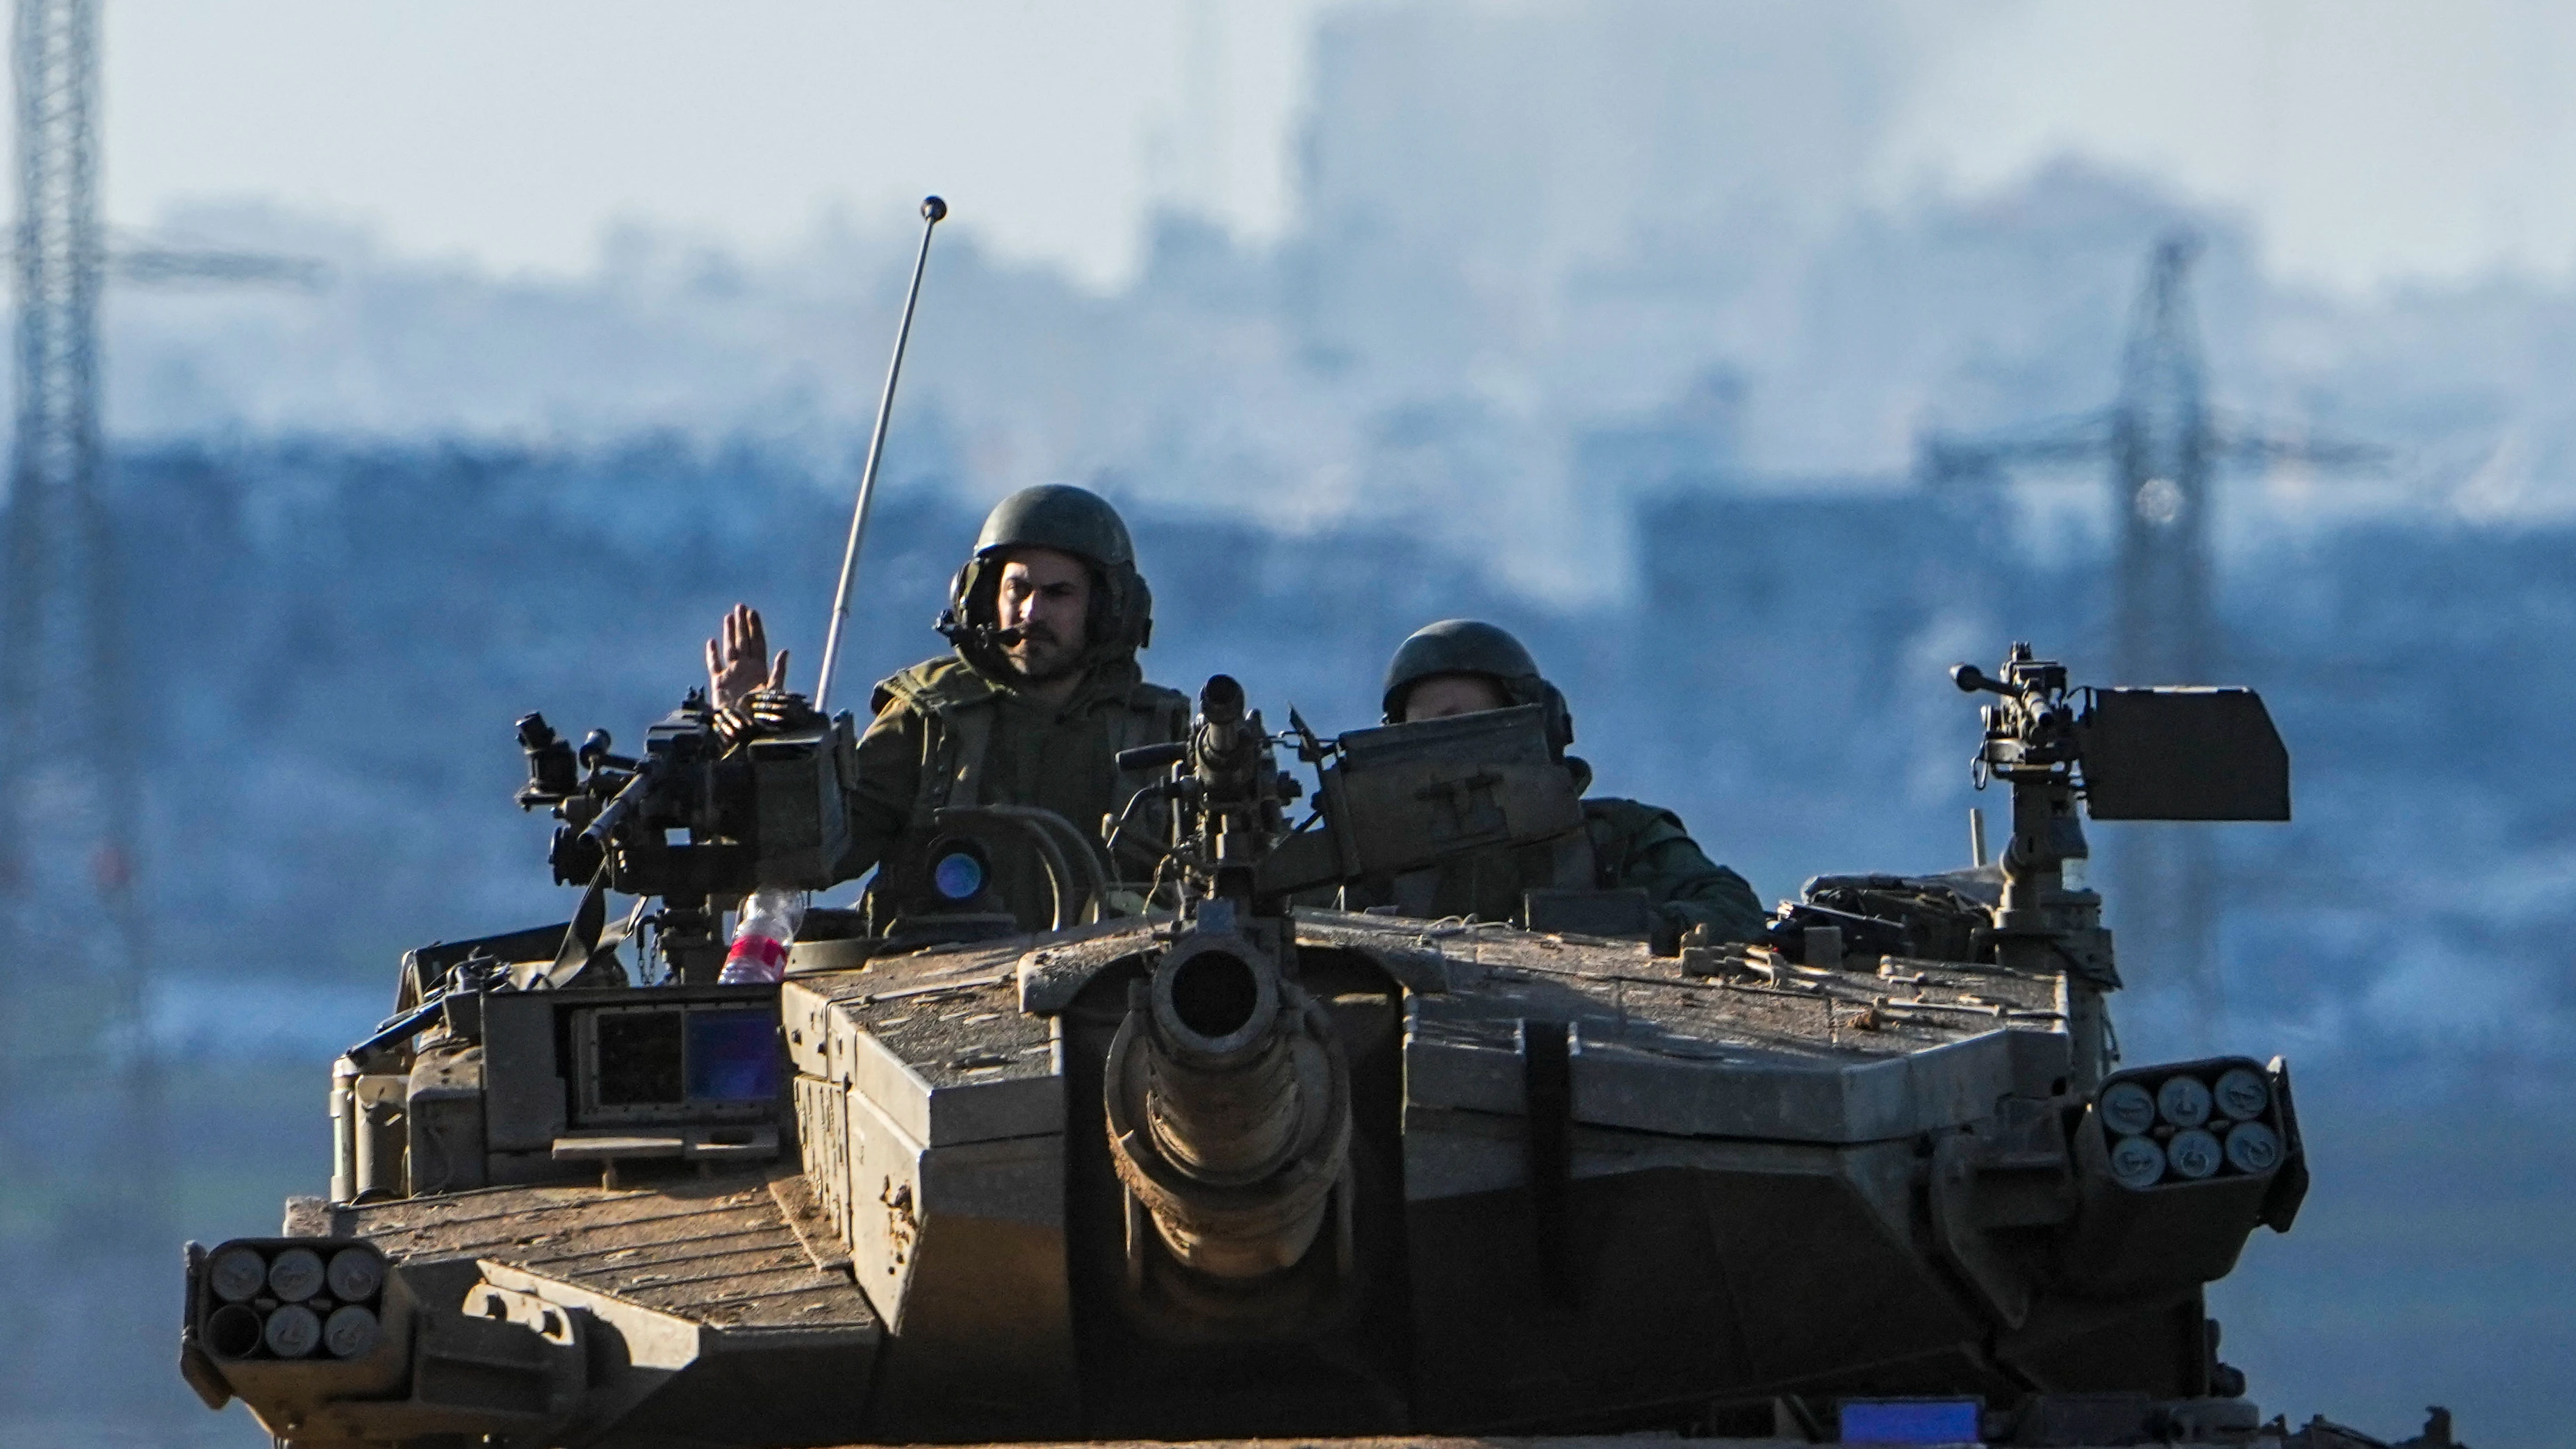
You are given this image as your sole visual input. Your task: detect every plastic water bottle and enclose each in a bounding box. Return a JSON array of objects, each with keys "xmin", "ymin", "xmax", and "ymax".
[{"xmin": 718, "ymin": 887, "xmax": 805, "ymax": 984}]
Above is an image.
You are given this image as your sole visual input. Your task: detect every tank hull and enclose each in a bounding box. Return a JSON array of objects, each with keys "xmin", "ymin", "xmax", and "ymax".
[{"xmin": 185, "ymin": 910, "xmax": 2338, "ymax": 1447}]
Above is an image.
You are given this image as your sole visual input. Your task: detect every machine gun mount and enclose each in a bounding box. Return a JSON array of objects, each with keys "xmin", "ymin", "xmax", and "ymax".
[{"xmin": 1953, "ymin": 642, "xmax": 2289, "ymax": 1088}]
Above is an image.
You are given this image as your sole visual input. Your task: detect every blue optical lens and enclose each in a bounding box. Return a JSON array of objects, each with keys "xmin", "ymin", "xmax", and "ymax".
[{"xmin": 933, "ymin": 851, "xmax": 986, "ymax": 901}]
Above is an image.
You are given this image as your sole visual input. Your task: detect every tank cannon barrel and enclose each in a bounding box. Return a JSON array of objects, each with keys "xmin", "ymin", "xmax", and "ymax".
[
  {"xmin": 1094, "ymin": 676, "xmax": 1353, "ymax": 1291},
  {"xmin": 1104, "ymin": 919, "xmax": 1352, "ymax": 1282},
  {"xmin": 1141, "ymin": 935, "xmax": 1299, "ymax": 1180}
]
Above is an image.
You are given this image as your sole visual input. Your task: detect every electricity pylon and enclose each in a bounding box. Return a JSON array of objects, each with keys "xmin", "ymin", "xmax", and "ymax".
[
  {"xmin": 0, "ymin": 1, "xmax": 319, "ymax": 1426},
  {"xmin": 0, "ymin": 0, "xmax": 170, "ymax": 1424}
]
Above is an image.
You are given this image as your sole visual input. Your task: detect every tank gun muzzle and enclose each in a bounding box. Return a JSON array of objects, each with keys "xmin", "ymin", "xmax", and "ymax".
[
  {"xmin": 1142, "ymin": 936, "xmax": 1296, "ymax": 1179},
  {"xmin": 1104, "ymin": 916, "xmax": 1352, "ymax": 1282}
]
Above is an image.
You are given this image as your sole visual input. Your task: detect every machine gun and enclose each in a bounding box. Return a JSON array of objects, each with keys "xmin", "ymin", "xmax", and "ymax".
[
  {"xmin": 488, "ymin": 191, "xmax": 946, "ymax": 974},
  {"xmin": 1948, "ymin": 642, "xmax": 2287, "ymax": 1088},
  {"xmin": 1755, "ymin": 645, "xmax": 2290, "ymax": 1079},
  {"xmin": 1108, "ymin": 673, "xmax": 1301, "ymax": 910},
  {"xmin": 511, "ymin": 692, "xmax": 856, "ymax": 983}
]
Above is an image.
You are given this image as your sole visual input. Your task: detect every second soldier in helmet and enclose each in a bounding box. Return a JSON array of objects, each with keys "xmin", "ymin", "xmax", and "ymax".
[
  {"xmin": 707, "ymin": 484, "xmax": 1187, "ymax": 928},
  {"xmin": 1370, "ymin": 619, "xmax": 1764, "ymax": 947}
]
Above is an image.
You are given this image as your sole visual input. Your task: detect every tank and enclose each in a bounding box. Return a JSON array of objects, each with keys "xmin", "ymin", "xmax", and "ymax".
[{"xmin": 176, "ymin": 647, "xmax": 2454, "ymax": 1449}]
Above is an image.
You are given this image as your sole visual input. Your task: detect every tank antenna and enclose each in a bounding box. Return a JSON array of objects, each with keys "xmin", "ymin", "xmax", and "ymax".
[{"xmin": 815, "ymin": 195, "xmax": 947, "ymax": 714}]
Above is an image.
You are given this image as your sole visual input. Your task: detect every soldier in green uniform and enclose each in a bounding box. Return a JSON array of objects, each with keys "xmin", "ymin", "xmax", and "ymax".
[
  {"xmin": 706, "ymin": 484, "xmax": 1188, "ymax": 928},
  {"xmin": 1376, "ymin": 619, "xmax": 1766, "ymax": 946}
]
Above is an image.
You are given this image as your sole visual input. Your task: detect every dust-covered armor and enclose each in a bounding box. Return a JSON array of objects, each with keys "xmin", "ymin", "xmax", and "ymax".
[{"xmin": 182, "ymin": 642, "xmax": 2388, "ymax": 1449}]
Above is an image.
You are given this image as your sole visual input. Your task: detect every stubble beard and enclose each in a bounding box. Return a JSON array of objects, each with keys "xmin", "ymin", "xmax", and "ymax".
[{"xmin": 1003, "ymin": 628, "xmax": 1085, "ymax": 686}]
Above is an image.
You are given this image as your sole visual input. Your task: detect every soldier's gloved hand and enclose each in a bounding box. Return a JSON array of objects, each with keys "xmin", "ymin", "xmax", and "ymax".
[
  {"xmin": 705, "ymin": 603, "xmax": 789, "ymax": 712},
  {"xmin": 714, "ymin": 688, "xmax": 826, "ymax": 751}
]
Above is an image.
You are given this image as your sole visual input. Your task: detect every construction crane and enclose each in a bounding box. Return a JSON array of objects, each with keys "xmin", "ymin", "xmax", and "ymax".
[
  {"xmin": 0, "ymin": 0, "xmax": 165, "ymax": 1423},
  {"xmin": 1915, "ymin": 234, "xmax": 2377, "ymax": 1020},
  {"xmin": 0, "ymin": 0, "xmax": 320, "ymax": 1427}
]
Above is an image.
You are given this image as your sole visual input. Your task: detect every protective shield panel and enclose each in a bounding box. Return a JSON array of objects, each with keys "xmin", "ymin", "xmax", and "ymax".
[{"xmin": 2076, "ymin": 688, "xmax": 2289, "ymax": 821}]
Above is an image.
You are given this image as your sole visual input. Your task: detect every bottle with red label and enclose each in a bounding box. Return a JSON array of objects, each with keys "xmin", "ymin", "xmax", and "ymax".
[{"xmin": 717, "ymin": 886, "xmax": 805, "ymax": 984}]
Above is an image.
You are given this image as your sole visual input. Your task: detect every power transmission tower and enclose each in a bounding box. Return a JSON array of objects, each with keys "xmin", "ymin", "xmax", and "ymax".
[
  {"xmin": 0, "ymin": 2, "xmax": 318, "ymax": 1432},
  {"xmin": 0, "ymin": 0, "xmax": 173, "ymax": 1429},
  {"xmin": 1917, "ymin": 234, "xmax": 2376, "ymax": 1021}
]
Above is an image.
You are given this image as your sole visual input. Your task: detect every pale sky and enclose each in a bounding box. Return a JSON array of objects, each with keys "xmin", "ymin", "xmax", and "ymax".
[
  {"xmin": 101, "ymin": 0, "xmax": 1333, "ymax": 287},
  {"xmin": 1884, "ymin": 0, "xmax": 2576, "ymax": 293},
  {"xmin": 99, "ymin": 0, "xmax": 2576, "ymax": 293}
]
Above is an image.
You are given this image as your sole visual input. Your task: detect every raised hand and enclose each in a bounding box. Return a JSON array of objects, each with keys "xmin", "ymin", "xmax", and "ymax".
[{"xmin": 705, "ymin": 603, "xmax": 789, "ymax": 711}]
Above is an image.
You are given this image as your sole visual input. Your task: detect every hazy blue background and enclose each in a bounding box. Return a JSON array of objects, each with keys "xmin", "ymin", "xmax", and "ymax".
[{"xmin": 24, "ymin": 3, "xmax": 2576, "ymax": 1445}]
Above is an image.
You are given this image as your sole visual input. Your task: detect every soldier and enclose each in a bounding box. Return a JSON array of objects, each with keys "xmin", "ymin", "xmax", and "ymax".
[
  {"xmin": 1377, "ymin": 619, "xmax": 1766, "ymax": 945},
  {"xmin": 706, "ymin": 484, "xmax": 1188, "ymax": 927}
]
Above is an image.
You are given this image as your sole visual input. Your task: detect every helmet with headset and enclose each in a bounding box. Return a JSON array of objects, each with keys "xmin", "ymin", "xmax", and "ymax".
[{"xmin": 936, "ymin": 484, "xmax": 1154, "ymax": 668}]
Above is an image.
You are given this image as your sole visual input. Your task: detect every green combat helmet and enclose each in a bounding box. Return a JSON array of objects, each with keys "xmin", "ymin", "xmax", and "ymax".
[
  {"xmin": 1381, "ymin": 617, "xmax": 1573, "ymax": 753},
  {"xmin": 937, "ymin": 483, "xmax": 1154, "ymax": 668}
]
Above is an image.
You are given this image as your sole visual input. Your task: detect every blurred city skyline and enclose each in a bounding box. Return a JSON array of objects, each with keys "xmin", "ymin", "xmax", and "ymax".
[{"xmin": 84, "ymin": 3, "xmax": 2576, "ymax": 609}]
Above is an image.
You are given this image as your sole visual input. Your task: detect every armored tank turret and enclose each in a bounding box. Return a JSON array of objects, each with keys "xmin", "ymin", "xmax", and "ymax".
[{"xmin": 178, "ymin": 648, "xmax": 2447, "ymax": 1448}]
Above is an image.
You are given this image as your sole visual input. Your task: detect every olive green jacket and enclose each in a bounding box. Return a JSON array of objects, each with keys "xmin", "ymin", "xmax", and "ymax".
[
  {"xmin": 839, "ymin": 652, "xmax": 1189, "ymax": 929},
  {"xmin": 1578, "ymin": 796, "xmax": 1766, "ymax": 945},
  {"xmin": 1325, "ymin": 755, "xmax": 1764, "ymax": 946}
]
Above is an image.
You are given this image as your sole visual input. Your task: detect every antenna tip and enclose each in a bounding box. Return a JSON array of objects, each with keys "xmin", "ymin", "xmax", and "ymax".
[{"xmin": 921, "ymin": 196, "xmax": 948, "ymax": 222}]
